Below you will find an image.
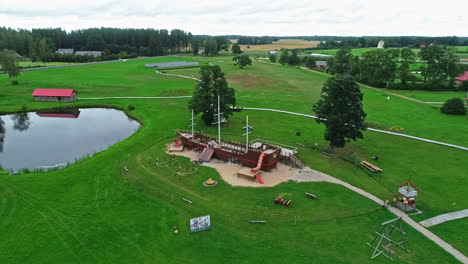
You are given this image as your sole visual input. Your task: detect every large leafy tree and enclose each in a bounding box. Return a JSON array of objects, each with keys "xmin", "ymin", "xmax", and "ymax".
[
  {"xmin": 203, "ymin": 38, "xmax": 218, "ymax": 56},
  {"xmin": 287, "ymin": 50, "xmax": 301, "ymax": 66},
  {"xmin": 0, "ymin": 49, "xmax": 21, "ymax": 80},
  {"xmin": 328, "ymin": 47, "xmax": 353, "ymax": 74},
  {"xmin": 279, "ymin": 49, "xmax": 289, "ymax": 65},
  {"xmin": 231, "ymin": 43, "xmax": 241, "ymax": 54},
  {"xmin": 313, "ymin": 75, "xmax": 367, "ymax": 148},
  {"xmin": 232, "ymin": 55, "xmax": 252, "ymax": 69},
  {"xmin": 33, "ymin": 37, "xmax": 54, "ymax": 62},
  {"xmin": 398, "ymin": 47, "xmax": 416, "ymax": 87},
  {"xmin": 189, "ymin": 65, "xmax": 236, "ymax": 125},
  {"xmin": 359, "ymin": 49, "xmax": 397, "ymax": 87},
  {"xmin": 419, "ymin": 46, "xmax": 462, "ymax": 89}
]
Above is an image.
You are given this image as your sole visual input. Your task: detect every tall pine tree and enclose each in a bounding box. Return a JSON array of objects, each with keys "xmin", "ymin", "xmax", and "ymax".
[{"xmin": 189, "ymin": 65, "xmax": 236, "ymax": 125}]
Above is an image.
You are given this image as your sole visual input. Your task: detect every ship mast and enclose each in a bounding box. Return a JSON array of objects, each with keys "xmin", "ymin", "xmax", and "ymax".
[
  {"xmin": 243, "ymin": 115, "xmax": 251, "ymax": 152},
  {"xmin": 212, "ymin": 95, "xmax": 223, "ymax": 145},
  {"xmin": 189, "ymin": 109, "xmax": 196, "ymax": 139}
]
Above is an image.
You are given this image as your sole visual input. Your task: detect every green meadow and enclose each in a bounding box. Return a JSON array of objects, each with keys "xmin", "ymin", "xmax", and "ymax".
[{"xmin": 0, "ymin": 56, "xmax": 466, "ymax": 263}]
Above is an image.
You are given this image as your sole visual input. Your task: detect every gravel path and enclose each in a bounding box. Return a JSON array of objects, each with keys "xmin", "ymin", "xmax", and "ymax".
[
  {"xmin": 292, "ymin": 167, "xmax": 468, "ymax": 264},
  {"xmin": 240, "ymin": 107, "xmax": 468, "ymax": 151},
  {"xmin": 420, "ymin": 209, "xmax": 468, "ymax": 228}
]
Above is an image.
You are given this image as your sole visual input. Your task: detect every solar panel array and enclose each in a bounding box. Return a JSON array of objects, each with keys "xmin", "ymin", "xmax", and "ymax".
[{"xmin": 145, "ymin": 61, "xmax": 199, "ymax": 68}]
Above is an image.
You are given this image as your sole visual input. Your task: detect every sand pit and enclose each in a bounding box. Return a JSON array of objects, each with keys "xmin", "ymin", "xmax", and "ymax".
[{"xmin": 169, "ymin": 149, "xmax": 300, "ymax": 187}]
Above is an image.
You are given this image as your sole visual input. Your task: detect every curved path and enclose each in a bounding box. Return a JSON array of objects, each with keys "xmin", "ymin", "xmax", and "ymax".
[
  {"xmin": 80, "ymin": 96, "xmax": 191, "ymax": 100},
  {"xmin": 420, "ymin": 209, "xmax": 468, "ymax": 228},
  {"xmin": 240, "ymin": 107, "xmax": 468, "ymax": 151},
  {"xmin": 293, "ymin": 167, "xmax": 468, "ymax": 264}
]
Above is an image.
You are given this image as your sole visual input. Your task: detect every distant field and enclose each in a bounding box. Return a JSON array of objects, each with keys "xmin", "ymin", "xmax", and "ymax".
[
  {"xmin": 308, "ymin": 48, "xmax": 421, "ymax": 57},
  {"xmin": 239, "ymin": 39, "xmax": 320, "ymax": 51},
  {"xmin": 18, "ymin": 61, "xmax": 75, "ymax": 67}
]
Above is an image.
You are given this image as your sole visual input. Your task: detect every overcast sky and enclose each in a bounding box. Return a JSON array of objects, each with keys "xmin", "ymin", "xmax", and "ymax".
[{"xmin": 0, "ymin": 0, "xmax": 467, "ymax": 36}]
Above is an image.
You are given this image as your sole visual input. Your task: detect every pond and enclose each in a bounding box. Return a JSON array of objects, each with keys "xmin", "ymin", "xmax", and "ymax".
[{"xmin": 0, "ymin": 108, "xmax": 140, "ymax": 172}]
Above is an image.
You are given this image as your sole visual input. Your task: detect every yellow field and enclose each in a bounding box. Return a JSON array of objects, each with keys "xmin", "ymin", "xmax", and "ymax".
[{"xmin": 235, "ymin": 39, "xmax": 320, "ymax": 51}]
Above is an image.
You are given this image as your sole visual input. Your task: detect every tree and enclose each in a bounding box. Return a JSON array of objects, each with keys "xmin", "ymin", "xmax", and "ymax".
[
  {"xmin": 204, "ymin": 38, "xmax": 218, "ymax": 56},
  {"xmin": 418, "ymin": 46, "xmax": 461, "ymax": 89},
  {"xmin": 269, "ymin": 53, "xmax": 276, "ymax": 63},
  {"xmin": 0, "ymin": 49, "xmax": 21, "ymax": 80},
  {"xmin": 232, "ymin": 55, "xmax": 252, "ymax": 69},
  {"xmin": 313, "ymin": 75, "xmax": 367, "ymax": 148},
  {"xmin": 279, "ymin": 49, "xmax": 289, "ymax": 65},
  {"xmin": 33, "ymin": 37, "xmax": 54, "ymax": 62},
  {"xmin": 328, "ymin": 47, "xmax": 353, "ymax": 74},
  {"xmin": 287, "ymin": 50, "xmax": 300, "ymax": 66},
  {"xmin": 231, "ymin": 43, "xmax": 241, "ymax": 54},
  {"xmin": 359, "ymin": 49, "xmax": 397, "ymax": 87},
  {"xmin": 398, "ymin": 48, "xmax": 416, "ymax": 87},
  {"xmin": 441, "ymin": 98, "xmax": 466, "ymax": 115},
  {"xmin": 189, "ymin": 65, "xmax": 236, "ymax": 125},
  {"xmin": 305, "ymin": 56, "xmax": 316, "ymax": 69},
  {"xmin": 0, "ymin": 117, "xmax": 4, "ymax": 152}
]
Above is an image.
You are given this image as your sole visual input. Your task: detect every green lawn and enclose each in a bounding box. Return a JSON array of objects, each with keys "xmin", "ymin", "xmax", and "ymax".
[
  {"xmin": 0, "ymin": 56, "xmax": 466, "ymax": 263},
  {"xmin": 19, "ymin": 61, "xmax": 75, "ymax": 67}
]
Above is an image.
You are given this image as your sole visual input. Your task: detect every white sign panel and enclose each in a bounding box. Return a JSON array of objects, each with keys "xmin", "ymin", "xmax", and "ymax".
[{"xmin": 190, "ymin": 215, "xmax": 211, "ymax": 232}]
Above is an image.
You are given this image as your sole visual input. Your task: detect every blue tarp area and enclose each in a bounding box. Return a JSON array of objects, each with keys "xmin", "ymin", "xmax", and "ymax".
[{"xmin": 145, "ymin": 61, "xmax": 199, "ymax": 68}]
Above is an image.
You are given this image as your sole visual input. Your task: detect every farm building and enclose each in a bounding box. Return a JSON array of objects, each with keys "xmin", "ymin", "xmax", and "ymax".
[
  {"xmin": 32, "ymin": 89, "xmax": 78, "ymax": 102},
  {"xmin": 314, "ymin": 61, "xmax": 328, "ymax": 68},
  {"xmin": 75, "ymin": 51, "xmax": 102, "ymax": 57},
  {"xmin": 455, "ymin": 71, "xmax": 468, "ymax": 85},
  {"xmin": 268, "ymin": 51, "xmax": 278, "ymax": 55},
  {"xmin": 310, "ymin": 53, "xmax": 333, "ymax": 58},
  {"xmin": 56, "ymin": 49, "xmax": 75, "ymax": 55}
]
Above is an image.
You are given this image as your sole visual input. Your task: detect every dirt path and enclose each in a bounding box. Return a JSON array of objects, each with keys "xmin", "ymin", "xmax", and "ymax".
[
  {"xmin": 292, "ymin": 167, "xmax": 468, "ymax": 264},
  {"xmin": 419, "ymin": 209, "xmax": 468, "ymax": 228},
  {"xmin": 256, "ymin": 59, "xmax": 444, "ymax": 105}
]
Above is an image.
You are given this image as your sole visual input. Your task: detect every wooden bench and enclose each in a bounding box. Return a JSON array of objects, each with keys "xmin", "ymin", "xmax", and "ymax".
[
  {"xmin": 360, "ymin": 161, "xmax": 383, "ymax": 173},
  {"xmin": 304, "ymin": 192, "xmax": 318, "ymax": 199}
]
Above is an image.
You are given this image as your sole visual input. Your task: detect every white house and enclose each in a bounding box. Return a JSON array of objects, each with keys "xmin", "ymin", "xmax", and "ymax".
[
  {"xmin": 268, "ymin": 51, "xmax": 278, "ymax": 55},
  {"xmin": 75, "ymin": 51, "xmax": 102, "ymax": 57},
  {"xmin": 56, "ymin": 49, "xmax": 75, "ymax": 55}
]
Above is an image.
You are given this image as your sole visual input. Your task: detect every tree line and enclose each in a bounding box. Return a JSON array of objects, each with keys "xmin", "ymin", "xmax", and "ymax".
[
  {"xmin": 327, "ymin": 46, "xmax": 464, "ymax": 90},
  {"xmin": 0, "ymin": 27, "xmax": 193, "ymax": 58}
]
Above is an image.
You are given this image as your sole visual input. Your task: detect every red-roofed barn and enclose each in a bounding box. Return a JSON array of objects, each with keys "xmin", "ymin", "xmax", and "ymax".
[
  {"xmin": 32, "ymin": 89, "xmax": 78, "ymax": 102},
  {"xmin": 455, "ymin": 71, "xmax": 468, "ymax": 86}
]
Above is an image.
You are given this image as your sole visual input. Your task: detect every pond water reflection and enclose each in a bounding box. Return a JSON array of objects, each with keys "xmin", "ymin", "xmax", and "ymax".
[{"xmin": 0, "ymin": 108, "xmax": 140, "ymax": 172}]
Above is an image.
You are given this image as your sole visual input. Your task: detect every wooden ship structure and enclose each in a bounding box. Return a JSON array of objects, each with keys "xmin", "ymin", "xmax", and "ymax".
[
  {"xmin": 169, "ymin": 98, "xmax": 304, "ymax": 183},
  {"xmin": 177, "ymin": 130, "xmax": 281, "ymax": 171}
]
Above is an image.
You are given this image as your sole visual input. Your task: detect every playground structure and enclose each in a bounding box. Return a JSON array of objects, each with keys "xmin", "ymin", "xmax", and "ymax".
[
  {"xmin": 395, "ymin": 181, "xmax": 419, "ymax": 211},
  {"xmin": 367, "ymin": 217, "xmax": 409, "ymax": 260},
  {"xmin": 274, "ymin": 194, "xmax": 292, "ymax": 207}
]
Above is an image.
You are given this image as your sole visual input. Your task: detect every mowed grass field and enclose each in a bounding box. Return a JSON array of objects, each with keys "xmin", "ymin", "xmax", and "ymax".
[{"xmin": 0, "ymin": 56, "xmax": 467, "ymax": 263}]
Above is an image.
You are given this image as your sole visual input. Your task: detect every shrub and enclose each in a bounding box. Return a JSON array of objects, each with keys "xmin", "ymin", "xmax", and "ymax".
[
  {"xmin": 128, "ymin": 104, "xmax": 135, "ymax": 111},
  {"xmin": 441, "ymin": 98, "xmax": 466, "ymax": 115},
  {"xmin": 11, "ymin": 80, "xmax": 18, "ymax": 85},
  {"xmin": 459, "ymin": 80, "xmax": 468, "ymax": 92}
]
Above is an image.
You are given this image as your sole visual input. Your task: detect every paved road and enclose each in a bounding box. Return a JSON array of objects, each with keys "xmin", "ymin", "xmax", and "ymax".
[
  {"xmin": 292, "ymin": 167, "xmax": 468, "ymax": 264},
  {"xmin": 420, "ymin": 209, "xmax": 468, "ymax": 228}
]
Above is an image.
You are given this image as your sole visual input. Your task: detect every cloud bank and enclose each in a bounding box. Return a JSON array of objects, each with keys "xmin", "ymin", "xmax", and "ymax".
[{"xmin": 0, "ymin": 0, "xmax": 466, "ymax": 36}]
